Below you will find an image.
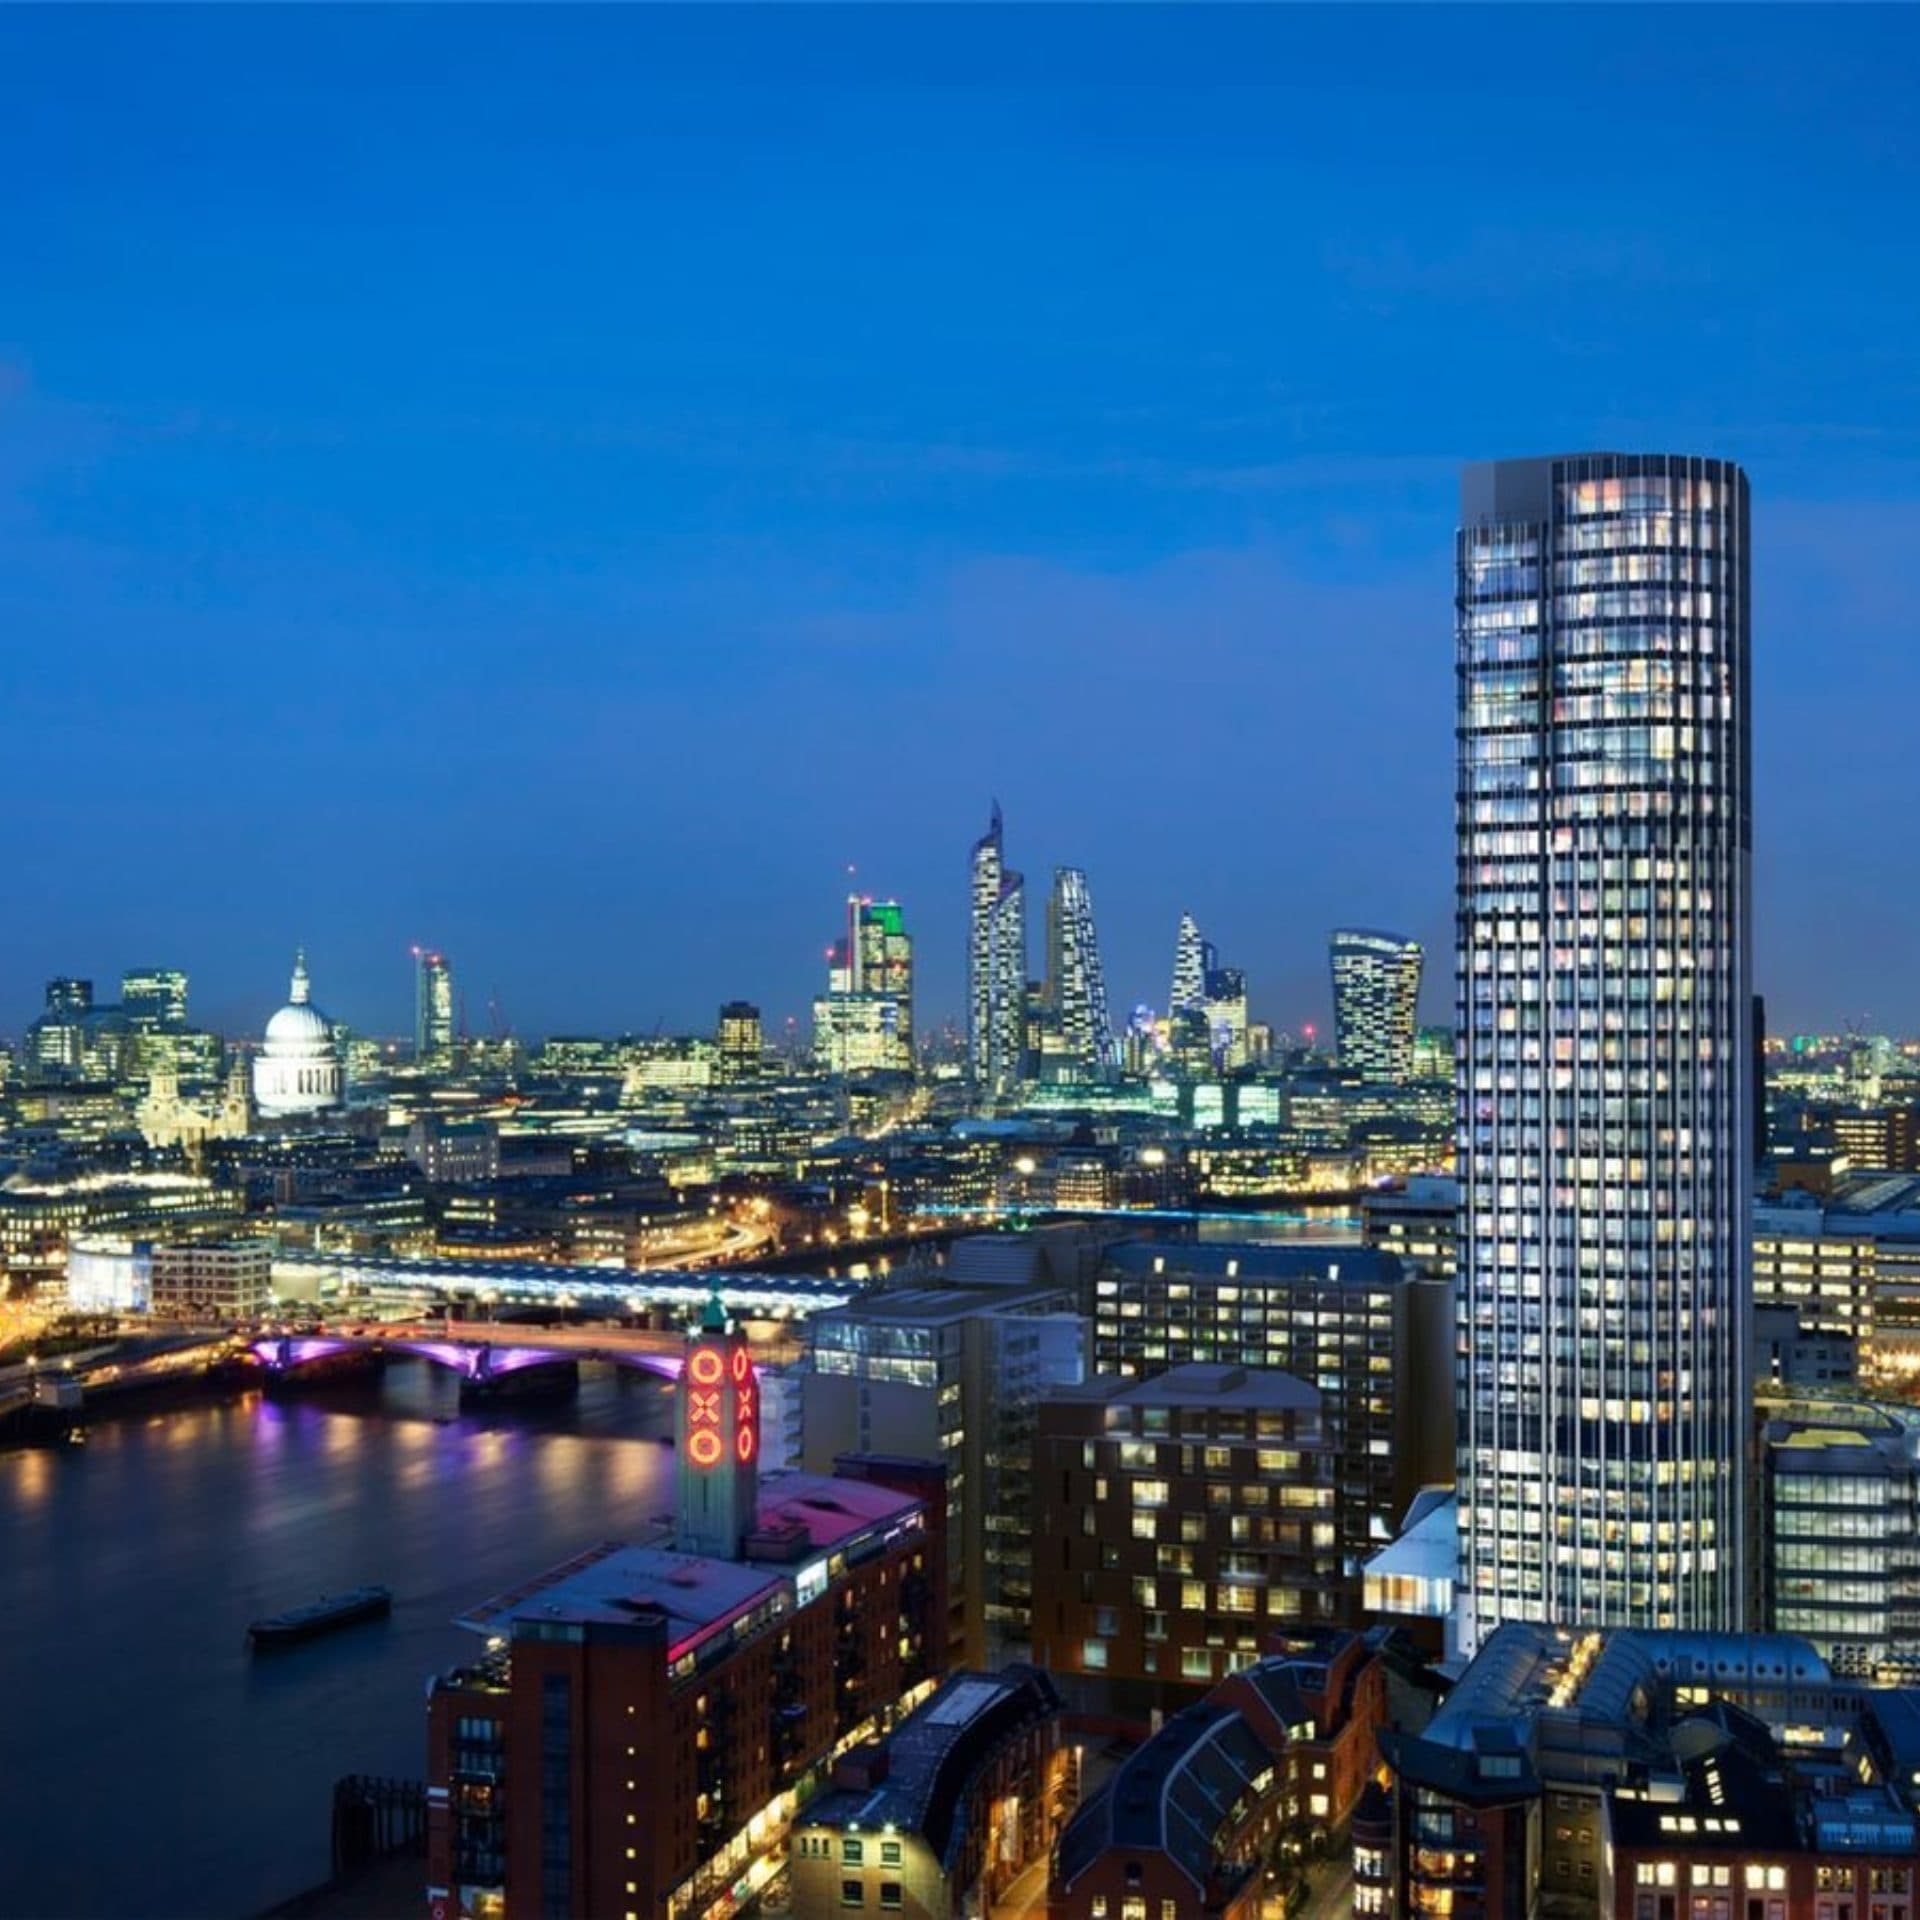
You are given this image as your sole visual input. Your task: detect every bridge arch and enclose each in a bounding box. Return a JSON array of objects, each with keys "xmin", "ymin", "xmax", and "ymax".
[{"xmin": 249, "ymin": 1334, "xmax": 682, "ymax": 1384}]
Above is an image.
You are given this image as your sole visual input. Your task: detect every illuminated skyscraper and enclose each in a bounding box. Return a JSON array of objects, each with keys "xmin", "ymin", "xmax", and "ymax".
[
  {"xmin": 1455, "ymin": 452, "xmax": 1753, "ymax": 1652},
  {"xmin": 44, "ymin": 977, "xmax": 92, "ymax": 1017},
  {"xmin": 1042, "ymin": 866, "xmax": 1115, "ymax": 1082},
  {"xmin": 120, "ymin": 968, "xmax": 189, "ymax": 1028},
  {"xmin": 413, "ymin": 947, "xmax": 454, "ymax": 1064},
  {"xmin": 1169, "ymin": 912, "xmax": 1206, "ymax": 1018},
  {"xmin": 968, "ymin": 804, "xmax": 1028, "ymax": 1101},
  {"xmin": 716, "ymin": 1001, "xmax": 763, "ymax": 1083},
  {"xmin": 813, "ymin": 895, "xmax": 914, "ymax": 1076},
  {"xmin": 1202, "ymin": 954, "xmax": 1249, "ymax": 1070},
  {"xmin": 849, "ymin": 896, "xmax": 913, "ymax": 1039},
  {"xmin": 1330, "ymin": 930, "xmax": 1423, "ymax": 1083}
]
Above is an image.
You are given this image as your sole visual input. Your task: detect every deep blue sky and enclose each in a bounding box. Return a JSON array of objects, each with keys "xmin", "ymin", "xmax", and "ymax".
[{"xmin": 3, "ymin": 8, "xmax": 1917, "ymax": 1043}]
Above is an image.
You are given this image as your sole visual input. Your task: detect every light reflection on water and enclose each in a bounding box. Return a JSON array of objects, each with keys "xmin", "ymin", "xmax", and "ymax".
[{"xmin": 0, "ymin": 1361, "xmax": 676, "ymax": 1920}]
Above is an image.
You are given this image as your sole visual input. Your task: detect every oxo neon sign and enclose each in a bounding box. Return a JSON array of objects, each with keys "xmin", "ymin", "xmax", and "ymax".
[{"xmin": 686, "ymin": 1341, "xmax": 757, "ymax": 1469}]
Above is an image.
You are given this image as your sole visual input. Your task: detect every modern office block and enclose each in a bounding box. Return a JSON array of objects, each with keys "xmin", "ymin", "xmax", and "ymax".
[
  {"xmin": 815, "ymin": 897, "xmax": 914, "ymax": 1078},
  {"xmin": 414, "ymin": 947, "xmax": 454, "ymax": 1064},
  {"xmin": 1329, "ymin": 930, "xmax": 1423, "ymax": 1083},
  {"xmin": 1762, "ymin": 1394, "xmax": 1920, "ymax": 1684},
  {"xmin": 801, "ymin": 1234, "xmax": 1088, "ymax": 1665},
  {"xmin": 716, "ymin": 1002, "xmax": 764, "ymax": 1082}
]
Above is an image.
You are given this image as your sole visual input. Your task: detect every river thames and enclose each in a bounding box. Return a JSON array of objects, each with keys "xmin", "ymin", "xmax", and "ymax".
[{"xmin": 0, "ymin": 1364, "xmax": 679, "ymax": 1920}]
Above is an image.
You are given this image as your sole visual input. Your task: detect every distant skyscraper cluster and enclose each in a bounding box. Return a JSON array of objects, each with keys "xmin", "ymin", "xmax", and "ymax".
[
  {"xmin": 1329, "ymin": 929, "xmax": 1423, "ymax": 1083},
  {"xmin": 1160, "ymin": 911, "xmax": 1257, "ymax": 1072},
  {"xmin": 964, "ymin": 808, "xmax": 1138, "ymax": 1099},
  {"xmin": 1454, "ymin": 452, "xmax": 1753, "ymax": 1650}
]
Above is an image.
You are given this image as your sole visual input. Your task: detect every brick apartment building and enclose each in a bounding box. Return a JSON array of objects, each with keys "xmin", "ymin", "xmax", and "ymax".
[
  {"xmin": 425, "ymin": 1297, "xmax": 947, "ymax": 1920},
  {"xmin": 1049, "ymin": 1635, "xmax": 1389, "ymax": 1920},
  {"xmin": 1031, "ymin": 1363, "xmax": 1340, "ymax": 1708}
]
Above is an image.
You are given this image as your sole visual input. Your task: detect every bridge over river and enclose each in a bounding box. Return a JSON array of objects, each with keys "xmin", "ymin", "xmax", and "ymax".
[
  {"xmin": 249, "ymin": 1317, "xmax": 803, "ymax": 1397},
  {"xmin": 272, "ymin": 1253, "xmax": 860, "ymax": 1322}
]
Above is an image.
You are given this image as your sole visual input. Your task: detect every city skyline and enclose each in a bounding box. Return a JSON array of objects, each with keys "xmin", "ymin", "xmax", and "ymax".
[
  {"xmin": 10, "ymin": 17, "xmax": 1920, "ymax": 1920},
  {"xmin": 2, "ymin": 10, "xmax": 1918, "ymax": 1037}
]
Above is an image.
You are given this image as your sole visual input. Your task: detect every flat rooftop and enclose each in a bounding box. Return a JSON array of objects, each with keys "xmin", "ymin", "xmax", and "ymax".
[
  {"xmin": 453, "ymin": 1470, "xmax": 922, "ymax": 1656},
  {"xmin": 1048, "ymin": 1362, "xmax": 1320, "ymax": 1414},
  {"xmin": 1101, "ymin": 1240, "xmax": 1399, "ymax": 1284},
  {"xmin": 815, "ymin": 1281, "xmax": 1069, "ymax": 1325}
]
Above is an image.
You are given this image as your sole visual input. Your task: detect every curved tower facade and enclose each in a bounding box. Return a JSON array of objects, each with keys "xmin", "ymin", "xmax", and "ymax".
[
  {"xmin": 968, "ymin": 804, "xmax": 1027, "ymax": 1102},
  {"xmin": 1455, "ymin": 453, "xmax": 1752, "ymax": 1651},
  {"xmin": 1329, "ymin": 929, "xmax": 1423, "ymax": 1082},
  {"xmin": 1044, "ymin": 866, "xmax": 1115, "ymax": 1081}
]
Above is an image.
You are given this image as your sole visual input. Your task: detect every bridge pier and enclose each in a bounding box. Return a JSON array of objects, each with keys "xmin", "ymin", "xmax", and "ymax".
[
  {"xmin": 257, "ymin": 1340, "xmax": 387, "ymax": 1393},
  {"xmin": 458, "ymin": 1356, "xmax": 579, "ymax": 1406}
]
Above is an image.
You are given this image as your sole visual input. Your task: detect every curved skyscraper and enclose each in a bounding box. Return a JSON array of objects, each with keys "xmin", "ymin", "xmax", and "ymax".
[
  {"xmin": 1329, "ymin": 929, "xmax": 1422, "ymax": 1082},
  {"xmin": 1044, "ymin": 866, "xmax": 1115, "ymax": 1081},
  {"xmin": 1454, "ymin": 452, "xmax": 1753, "ymax": 1651},
  {"xmin": 968, "ymin": 804, "xmax": 1028, "ymax": 1101}
]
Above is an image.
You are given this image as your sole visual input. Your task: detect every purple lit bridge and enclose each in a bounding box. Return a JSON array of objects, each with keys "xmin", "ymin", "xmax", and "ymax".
[{"xmin": 248, "ymin": 1320, "xmax": 693, "ymax": 1398}]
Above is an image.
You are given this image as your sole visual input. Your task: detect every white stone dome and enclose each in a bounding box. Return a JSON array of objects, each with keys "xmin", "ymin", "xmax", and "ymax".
[
  {"xmin": 254, "ymin": 949, "xmax": 343, "ymax": 1119},
  {"xmin": 265, "ymin": 1001, "xmax": 331, "ymax": 1047}
]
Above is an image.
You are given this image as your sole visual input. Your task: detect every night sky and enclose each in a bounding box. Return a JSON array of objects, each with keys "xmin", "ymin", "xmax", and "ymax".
[{"xmin": 3, "ymin": 8, "xmax": 1916, "ymax": 1043}]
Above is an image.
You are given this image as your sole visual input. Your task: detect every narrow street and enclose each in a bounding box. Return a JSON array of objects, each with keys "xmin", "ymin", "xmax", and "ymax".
[
  {"xmin": 989, "ymin": 1853, "xmax": 1051, "ymax": 1920},
  {"xmin": 1294, "ymin": 1856, "xmax": 1354, "ymax": 1920}
]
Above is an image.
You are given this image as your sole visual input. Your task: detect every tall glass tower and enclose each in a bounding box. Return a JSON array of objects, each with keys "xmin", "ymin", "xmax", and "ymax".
[
  {"xmin": 1329, "ymin": 929, "xmax": 1423, "ymax": 1082},
  {"xmin": 968, "ymin": 805, "xmax": 1028, "ymax": 1102},
  {"xmin": 1169, "ymin": 912, "xmax": 1206, "ymax": 1018},
  {"xmin": 413, "ymin": 947, "xmax": 453, "ymax": 1064},
  {"xmin": 1044, "ymin": 866, "xmax": 1115, "ymax": 1080},
  {"xmin": 1455, "ymin": 452, "xmax": 1752, "ymax": 1651}
]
